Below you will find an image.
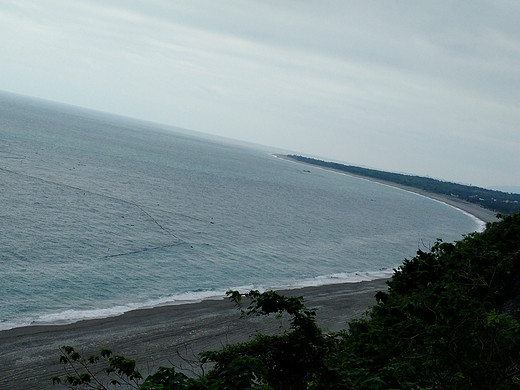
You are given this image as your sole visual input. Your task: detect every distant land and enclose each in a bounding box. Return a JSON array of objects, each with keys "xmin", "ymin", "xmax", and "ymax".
[
  {"xmin": 281, "ymin": 155, "xmax": 520, "ymax": 216},
  {"xmin": 493, "ymin": 185, "xmax": 520, "ymax": 194}
]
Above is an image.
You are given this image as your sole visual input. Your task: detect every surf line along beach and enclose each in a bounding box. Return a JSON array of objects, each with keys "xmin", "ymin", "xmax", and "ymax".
[
  {"xmin": 0, "ymin": 170, "xmax": 497, "ymax": 390},
  {"xmin": 1, "ymin": 280, "xmax": 388, "ymax": 389}
]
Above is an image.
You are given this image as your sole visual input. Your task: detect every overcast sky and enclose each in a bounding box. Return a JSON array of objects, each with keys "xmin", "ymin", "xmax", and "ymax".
[{"xmin": 1, "ymin": 1, "xmax": 519, "ymax": 189}]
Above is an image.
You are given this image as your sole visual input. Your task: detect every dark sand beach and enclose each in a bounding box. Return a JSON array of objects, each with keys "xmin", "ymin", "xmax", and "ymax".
[
  {"xmin": 1, "ymin": 279, "xmax": 387, "ymax": 389},
  {"xmin": 0, "ymin": 160, "xmax": 499, "ymax": 389}
]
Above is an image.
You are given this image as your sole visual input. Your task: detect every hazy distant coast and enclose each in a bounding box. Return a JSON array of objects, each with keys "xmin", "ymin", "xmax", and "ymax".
[{"xmin": 274, "ymin": 154, "xmax": 499, "ymax": 225}]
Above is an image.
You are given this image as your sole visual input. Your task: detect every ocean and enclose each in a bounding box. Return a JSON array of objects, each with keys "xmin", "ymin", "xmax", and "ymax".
[{"xmin": 0, "ymin": 91, "xmax": 481, "ymax": 330}]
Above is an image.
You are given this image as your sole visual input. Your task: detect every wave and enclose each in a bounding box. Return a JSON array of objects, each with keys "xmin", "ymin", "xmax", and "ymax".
[{"xmin": 0, "ymin": 270, "xmax": 394, "ymax": 331}]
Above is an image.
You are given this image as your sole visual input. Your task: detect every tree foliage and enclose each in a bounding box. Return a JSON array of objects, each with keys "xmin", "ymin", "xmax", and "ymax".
[
  {"xmin": 53, "ymin": 213, "xmax": 520, "ymax": 389},
  {"xmin": 336, "ymin": 213, "xmax": 520, "ymax": 388},
  {"xmin": 52, "ymin": 346, "xmax": 142, "ymax": 389}
]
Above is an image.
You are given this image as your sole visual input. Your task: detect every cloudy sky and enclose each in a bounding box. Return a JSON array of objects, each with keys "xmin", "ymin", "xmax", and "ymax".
[{"xmin": 1, "ymin": 1, "xmax": 519, "ymax": 189}]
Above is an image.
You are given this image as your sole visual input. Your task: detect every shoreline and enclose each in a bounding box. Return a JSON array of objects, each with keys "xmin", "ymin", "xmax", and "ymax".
[
  {"xmin": 1, "ymin": 154, "xmax": 499, "ymax": 388},
  {"xmin": 0, "ymin": 269, "xmax": 394, "ymax": 332},
  {"xmin": 274, "ymin": 154, "xmax": 499, "ymax": 225},
  {"xmin": 3, "ymin": 154, "xmax": 490, "ymax": 332},
  {"xmin": 0, "ymin": 279, "xmax": 388, "ymax": 390}
]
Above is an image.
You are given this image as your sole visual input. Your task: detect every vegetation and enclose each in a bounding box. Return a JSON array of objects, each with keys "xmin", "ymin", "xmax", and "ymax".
[
  {"xmin": 286, "ymin": 154, "xmax": 520, "ymax": 215},
  {"xmin": 53, "ymin": 213, "xmax": 520, "ymax": 389}
]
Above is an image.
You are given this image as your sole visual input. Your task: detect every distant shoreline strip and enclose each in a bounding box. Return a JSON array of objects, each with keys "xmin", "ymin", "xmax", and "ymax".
[{"xmin": 273, "ymin": 153, "xmax": 498, "ymax": 226}]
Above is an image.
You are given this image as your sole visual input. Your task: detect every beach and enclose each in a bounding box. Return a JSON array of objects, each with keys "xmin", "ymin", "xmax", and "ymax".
[
  {"xmin": 274, "ymin": 154, "xmax": 499, "ymax": 226},
  {"xmin": 0, "ymin": 279, "xmax": 387, "ymax": 389},
  {"xmin": 0, "ymin": 158, "xmax": 499, "ymax": 390}
]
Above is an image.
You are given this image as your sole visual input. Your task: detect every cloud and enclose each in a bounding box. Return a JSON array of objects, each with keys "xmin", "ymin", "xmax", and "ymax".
[{"xmin": 0, "ymin": 0, "xmax": 519, "ymax": 187}]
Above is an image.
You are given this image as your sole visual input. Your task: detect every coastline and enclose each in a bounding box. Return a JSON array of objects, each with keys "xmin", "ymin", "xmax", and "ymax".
[
  {"xmin": 274, "ymin": 154, "xmax": 499, "ymax": 225},
  {"xmin": 0, "ymin": 154, "xmax": 499, "ymax": 389},
  {"xmin": 0, "ymin": 279, "xmax": 387, "ymax": 390}
]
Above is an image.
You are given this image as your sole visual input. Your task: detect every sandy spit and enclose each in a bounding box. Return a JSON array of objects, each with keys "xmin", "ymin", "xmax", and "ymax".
[{"xmin": 274, "ymin": 154, "xmax": 499, "ymax": 224}]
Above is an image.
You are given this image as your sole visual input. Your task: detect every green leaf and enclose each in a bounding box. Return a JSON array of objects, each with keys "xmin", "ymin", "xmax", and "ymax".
[
  {"xmin": 51, "ymin": 376, "xmax": 61, "ymax": 385},
  {"xmin": 100, "ymin": 348, "xmax": 112, "ymax": 358}
]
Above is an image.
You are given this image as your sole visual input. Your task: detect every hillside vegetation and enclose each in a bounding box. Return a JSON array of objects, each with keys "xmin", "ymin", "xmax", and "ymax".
[
  {"xmin": 286, "ymin": 154, "xmax": 520, "ymax": 215},
  {"xmin": 53, "ymin": 213, "xmax": 520, "ymax": 389}
]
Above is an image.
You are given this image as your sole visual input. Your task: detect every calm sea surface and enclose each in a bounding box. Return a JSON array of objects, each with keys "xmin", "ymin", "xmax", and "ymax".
[{"xmin": 0, "ymin": 92, "xmax": 481, "ymax": 330}]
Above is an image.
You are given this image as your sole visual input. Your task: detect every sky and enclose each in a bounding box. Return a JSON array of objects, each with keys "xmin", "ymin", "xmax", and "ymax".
[{"xmin": 0, "ymin": 0, "xmax": 519, "ymax": 189}]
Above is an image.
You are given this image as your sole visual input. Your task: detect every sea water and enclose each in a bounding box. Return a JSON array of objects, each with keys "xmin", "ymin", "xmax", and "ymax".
[{"xmin": 0, "ymin": 92, "xmax": 481, "ymax": 330}]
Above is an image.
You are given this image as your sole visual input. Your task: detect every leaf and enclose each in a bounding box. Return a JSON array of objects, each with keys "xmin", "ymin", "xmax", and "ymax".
[
  {"xmin": 51, "ymin": 376, "xmax": 61, "ymax": 385},
  {"xmin": 88, "ymin": 355, "xmax": 99, "ymax": 364},
  {"xmin": 100, "ymin": 348, "xmax": 112, "ymax": 358},
  {"xmin": 79, "ymin": 373, "xmax": 91, "ymax": 383},
  {"xmin": 226, "ymin": 290, "xmax": 242, "ymax": 305}
]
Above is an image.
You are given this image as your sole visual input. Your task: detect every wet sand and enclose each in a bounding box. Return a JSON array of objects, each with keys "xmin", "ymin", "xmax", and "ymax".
[{"xmin": 0, "ymin": 279, "xmax": 387, "ymax": 389}]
